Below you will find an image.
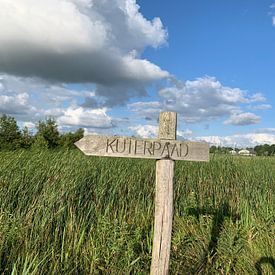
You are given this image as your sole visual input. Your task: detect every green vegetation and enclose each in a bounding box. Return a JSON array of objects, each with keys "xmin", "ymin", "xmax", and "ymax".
[
  {"xmin": 0, "ymin": 150, "xmax": 274, "ymax": 274},
  {"xmin": 1, "ymin": 114, "xmax": 275, "ymax": 157},
  {"xmin": 254, "ymin": 144, "xmax": 275, "ymax": 156},
  {"xmin": 0, "ymin": 115, "xmax": 21, "ymax": 150},
  {"xmin": 210, "ymin": 145, "xmax": 275, "ymax": 156},
  {"xmin": 0, "ymin": 115, "xmax": 84, "ymax": 151}
]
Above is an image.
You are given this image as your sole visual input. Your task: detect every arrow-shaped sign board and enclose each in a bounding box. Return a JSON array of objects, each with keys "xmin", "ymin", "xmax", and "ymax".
[{"xmin": 75, "ymin": 135, "xmax": 209, "ymax": 162}]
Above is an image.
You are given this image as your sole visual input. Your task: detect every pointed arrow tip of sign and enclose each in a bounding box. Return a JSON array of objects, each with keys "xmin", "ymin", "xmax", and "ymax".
[{"xmin": 74, "ymin": 139, "xmax": 82, "ymax": 150}]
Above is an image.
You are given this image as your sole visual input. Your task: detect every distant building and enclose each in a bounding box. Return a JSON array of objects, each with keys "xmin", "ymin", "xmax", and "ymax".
[
  {"xmin": 238, "ymin": 149, "xmax": 256, "ymax": 156},
  {"xmin": 229, "ymin": 150, "xmax": 237, "ymax": 155}
]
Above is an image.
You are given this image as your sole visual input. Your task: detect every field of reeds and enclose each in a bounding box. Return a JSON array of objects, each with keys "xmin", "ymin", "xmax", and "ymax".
[{"xmin": 0, "ymin": 150, "xmax": 274, "ymax": 274}]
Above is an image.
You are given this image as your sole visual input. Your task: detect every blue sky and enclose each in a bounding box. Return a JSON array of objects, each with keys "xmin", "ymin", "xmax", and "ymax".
[
  {"xmin": 0, "ymin": 0, "xmax": 275, "ymax": 147},
  {"xmin": 139, "ymin": 0, "xmax": 275, "ymax": 133}
]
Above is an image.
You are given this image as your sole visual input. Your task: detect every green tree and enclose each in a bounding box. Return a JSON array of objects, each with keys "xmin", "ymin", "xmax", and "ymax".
[
  {"xmin": 210, "ymin": 146, "xmax": 217, "ymax": 153},
  {"xmin": 36, "ymin": 118, "xmax": 60, "ymax": 149},
  {"xmin": 254, "ymin": 144, "xmax": 271, "ymax": 156},
  {"xmin": 269, "ymin": 144, "xmax": 275, "ymax": 156},
  {"xmin": 0, "ymin": 114, "xmax": 21, "ymax": 150},
  {"xmin": 59, "ymin": 128, "xmax": 84, "ymax": 149},
  {"xmin": 20, "ymin": 126, "xmax": 34, "ymax": 149},
  {"xmin": 254, "ymin": 145, "xmax": 262, "ymax": 156},
  {"xmin": 263, "ymin": 144, "xmax": 270, "ymax": 156},
  {"xmin": 32, "ymin": 134, "xmax": 48, "ymax": 149}
]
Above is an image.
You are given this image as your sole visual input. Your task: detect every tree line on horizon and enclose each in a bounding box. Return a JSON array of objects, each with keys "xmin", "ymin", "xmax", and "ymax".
[
  {"xmin": 210, "ymin": 144, "xmax": 275, "ymax": 156},
  {"xmin": 0, "ymin": 114, "xmax": 275, "ymax": 155},
  {"xmin": 0, "ymin": 114, "xmax": 84, "ymax": 151}
]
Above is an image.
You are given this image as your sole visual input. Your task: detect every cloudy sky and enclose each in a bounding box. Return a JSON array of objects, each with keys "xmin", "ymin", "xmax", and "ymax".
[{"xmin": 0, "ymin": 0, "xmax": 275, "ymax": 147}]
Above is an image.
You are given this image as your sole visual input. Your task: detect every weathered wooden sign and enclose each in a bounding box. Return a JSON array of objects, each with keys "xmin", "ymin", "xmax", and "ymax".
[
  {"xmin": 75, "ymin": 112, "xmax": 209, "ymax": 275},
  {"xmin": 75, "ymin": 135, "xmax": 209, "ymax": 162}
]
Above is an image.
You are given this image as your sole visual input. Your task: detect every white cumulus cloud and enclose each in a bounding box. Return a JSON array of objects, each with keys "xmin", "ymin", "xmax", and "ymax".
[
  {"xmin": 0, "ymin": 0, "xmax": 168, "ymax": 86},
  {"xmin": 57, "ymin": 106, "xmax": 113, "ymax": 128},
  {"xmin": 130, "ymin": 76, "xmax": 267, "ymax": 125},
  {"xmin": 224, "ymin": 112, "xmax": 261, "ymax": 126},
  {"xmin": 0, "ymin": 0, "xmax": 170, "ymax": 107},
  {"xmin": 129, "ymin": 124, "xmax": 158, "ymax": 138},
  {"xmin": 129, "ymin": 124, "xmax": 193, "ymax": 139},
  {"xmin": 0, "ymin": 92, "xmax": 34, "ymax": 115},
  {"xmin": 0, "ymin": 74, "xmax": 116, "ymax": 129}
]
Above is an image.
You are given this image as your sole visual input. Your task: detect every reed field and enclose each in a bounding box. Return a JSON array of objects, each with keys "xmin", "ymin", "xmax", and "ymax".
[{"xmin": 0, "ymin": 150, "xmax": 274, "ymax": 274}]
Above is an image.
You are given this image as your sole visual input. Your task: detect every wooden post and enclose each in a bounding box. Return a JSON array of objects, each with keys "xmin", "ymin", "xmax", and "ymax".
[{"xmin": 150, "ymin": 112, "xmax": 177, "ymax": 275}]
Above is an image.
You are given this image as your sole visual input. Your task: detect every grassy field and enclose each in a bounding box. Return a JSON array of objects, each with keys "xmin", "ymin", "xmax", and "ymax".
[{"xmin": 0, "ymin": 150, "xmax": 274, "ymax": 274}]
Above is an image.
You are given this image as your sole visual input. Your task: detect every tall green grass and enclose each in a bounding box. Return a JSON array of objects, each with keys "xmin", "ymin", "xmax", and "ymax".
[{"xmin": 0, "ymin": 150, "xmax": 274, "ymax": 274}]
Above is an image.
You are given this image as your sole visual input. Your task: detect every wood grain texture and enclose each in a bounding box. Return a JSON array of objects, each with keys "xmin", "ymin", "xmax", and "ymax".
[
  {"xmin": 150, "ymin": 112, "xmax": 176, "ymax": 275},
  {"xmin": 75, "ymin": 135, "xmax": 209, "ymax": 162},
  {"xmin": 158, "ymin": 112, "xmax": 177, "ymax": 140},
  {"xmin": 151, "ymin": 160, "xmax": 174, "ymax": 275}
]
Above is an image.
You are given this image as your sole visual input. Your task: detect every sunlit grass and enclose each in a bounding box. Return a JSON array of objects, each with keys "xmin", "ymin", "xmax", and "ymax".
[{"xmin": 0, "ymin": 150, "xmax": 274, "ymax": 274}]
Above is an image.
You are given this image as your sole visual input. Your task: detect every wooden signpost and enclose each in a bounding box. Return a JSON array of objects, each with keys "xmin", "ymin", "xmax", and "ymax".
[{"xmin": 75, "ymin": 112, "xmax": 209, "ymax": 275}]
